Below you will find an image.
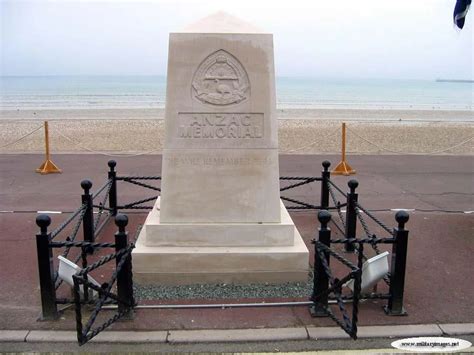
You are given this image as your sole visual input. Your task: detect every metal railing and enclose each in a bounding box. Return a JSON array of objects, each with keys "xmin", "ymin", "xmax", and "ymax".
[
  {"xmin": 72, "ymin": 215, "xmax": 135, "ymax": 345},
  {"xmin": 35, "ymin": 159, "xmax": 410, "ymax": 343},
  {"xmin": 36, "ymin": 212, "xmax": 135, "ymax": 346},
  {"xmin": 35, "ymin": 173, "xmax": 130, "ymax": 321},
  {"xmin": 310, "ymin": 208, "xmax": 410, "ymax": 337}
]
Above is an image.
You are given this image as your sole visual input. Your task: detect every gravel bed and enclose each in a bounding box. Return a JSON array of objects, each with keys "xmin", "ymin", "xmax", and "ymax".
[
  {"xmin": 132, "ymin": 222, "xmax": 313, "ymax": 301},
  {"xmin": 134, "ymin": 274, "xmax": 314, "ymax": 301}
]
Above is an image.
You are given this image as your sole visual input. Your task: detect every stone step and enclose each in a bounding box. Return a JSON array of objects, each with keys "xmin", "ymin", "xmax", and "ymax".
[
  {"xmin": 132, "ymin": 227, "xmax": 309, "ymax": 285},
  {"xmin": 144, "ymin": 198, "xmax": 295, "ymax": 247}
]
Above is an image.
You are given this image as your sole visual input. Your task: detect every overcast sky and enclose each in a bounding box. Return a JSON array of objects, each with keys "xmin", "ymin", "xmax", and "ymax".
[{"xmin": 1, "ymin": 0, "xmax": 473, "ymax": 79}]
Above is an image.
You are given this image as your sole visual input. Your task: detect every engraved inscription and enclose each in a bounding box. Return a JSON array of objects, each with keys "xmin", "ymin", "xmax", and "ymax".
[
  {"xmin": 166, "ymin": 155, "xmax": 273, "ymax": 168},
  {"xmin": 192, "ymin": 50, "xmax": 250, "ymax": 106},
  {"xmin": 178, "ymin": 113, "xmax": 263, "ymax": 139}
]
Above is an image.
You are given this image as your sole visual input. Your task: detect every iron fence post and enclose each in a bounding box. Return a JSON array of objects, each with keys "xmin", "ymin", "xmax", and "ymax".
[
  {"xmin": 35, "ymin": 214, "xmax": 59, "ymax": 320},
  {"xmin": 310, "ymin": 210, "xmax": 331, "ymax": 317},
  {"xmin": 114, "ymin": 214, "xmax": 134, "ymax": 319},
  {"xmin": 320, "ymin": 160, "xmax": 331, "ymax": 209},
  {"xmin": 81, "ymin": 180, "xmax": 94, "ymax": 247},
  {"xmin": 108, "ymin": 160, "xmax": 118, "ymax": 216},
  {"xmin": 345, "ymin": 179, "xmax": 359, "ymax": 252},
  {"xmin": 385, "ymin": 211, "xmax": 410, "ymax": 316},
  {"xmin": 72, "ymin": 274, "xmax": 84, "ymax": 345},
  {"xmin": 351, "ymin": 242, "xmax": 364, "ymax": 339}
]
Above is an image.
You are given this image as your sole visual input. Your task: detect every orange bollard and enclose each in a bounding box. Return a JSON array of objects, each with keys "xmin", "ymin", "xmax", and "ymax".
[
  {"xmin": 332, "ymin": 122, "xmax": 356, "ymax": 176},
  {"xmin": 36, "ymin": 121, "xmax": 62, "ymax": 174}
]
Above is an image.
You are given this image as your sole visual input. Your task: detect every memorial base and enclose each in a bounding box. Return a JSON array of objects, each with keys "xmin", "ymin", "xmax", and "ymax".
[{"xmin": 132, "ymin": 198, "xmax": 309, "ymax": 285}]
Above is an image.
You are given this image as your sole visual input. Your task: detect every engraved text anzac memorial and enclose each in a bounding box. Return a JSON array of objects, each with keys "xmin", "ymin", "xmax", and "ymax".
[{"xmin": 177, "ymin": 113, "xmax": 264, "ymax": 139}]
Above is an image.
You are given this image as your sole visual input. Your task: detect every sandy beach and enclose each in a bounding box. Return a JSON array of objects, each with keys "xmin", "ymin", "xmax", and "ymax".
[{"xmin": 0, "ymin": 108, "xmax": 472, "ymax": 155}]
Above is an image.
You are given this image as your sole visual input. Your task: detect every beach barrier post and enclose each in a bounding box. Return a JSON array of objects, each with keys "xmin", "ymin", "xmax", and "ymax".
[
  {"xmin": 332, "ymin": 122, "xmax": 356, "ymax": 176},
  {"xmin": 36, "ymin": 121, "xmax": 62, "ymax": 174}
]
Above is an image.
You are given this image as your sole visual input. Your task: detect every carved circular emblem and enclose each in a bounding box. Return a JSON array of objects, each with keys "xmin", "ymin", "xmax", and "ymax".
[{"xmin": 192, "ymin": 50, "xmax": 250, "ymax": 106}]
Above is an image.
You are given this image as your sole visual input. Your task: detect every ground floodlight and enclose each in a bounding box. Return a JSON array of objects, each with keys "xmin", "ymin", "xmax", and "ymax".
[
  {"xmin": 345, "ymin": 251, "xmax": 390, "ymax": 292},
  {"xmin": 57, "ymin": 255, "xmax": 101, "ymax": 299}
]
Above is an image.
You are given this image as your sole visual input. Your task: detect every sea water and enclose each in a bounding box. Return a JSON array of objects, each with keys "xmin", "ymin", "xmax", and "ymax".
[{"xmin": 0, "ymin": 75, "xmax": 472, "ymax": 111}]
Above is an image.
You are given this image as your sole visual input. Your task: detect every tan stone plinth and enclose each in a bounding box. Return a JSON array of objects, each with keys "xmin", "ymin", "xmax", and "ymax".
[
  {"xmin": 132, "ymin": 200, "xmax": 309, "ymax": 285},
  {"xmin": 140, "ymin": 198, "xmax": 295, "ymax": 247}
]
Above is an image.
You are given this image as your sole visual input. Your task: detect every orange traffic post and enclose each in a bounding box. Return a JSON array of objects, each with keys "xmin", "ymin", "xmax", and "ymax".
[
  {"xmin": 332, "ymin": 122, "xmax": 356, "ymax": 176},
  {"xmin": 36, "ymin": 121, "xmax": 62, "ymax": 174}
]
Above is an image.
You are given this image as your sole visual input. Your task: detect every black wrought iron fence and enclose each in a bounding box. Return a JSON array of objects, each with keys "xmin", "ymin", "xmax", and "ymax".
[
  {"xmin": 310, "ymin": 208, "xmax": 410, "ymax": 335},
  {"xmin": 35, "ymin": 174, "xmax": 132, "ymax": 321},
  {"xmin": 36, "ymin": 212, "xmax": 135, "ymax": 344},
  {"xmin": 46, "ymin": 178, "xmax": 114, "ymax": 292},
  {"xmin": 35, "ymin": 159, "xmax": 410, "ymax": 343},
  {"xmin": 72, "ymin": 215, "xmax": 135, "ymax": 345},
  {"xmin": 310, "ymin": 161, "xmax": 410, "ymax": 318},
  {"xmin": 310, "ymin": 210, "xmax": 363, "ymax": 339}
]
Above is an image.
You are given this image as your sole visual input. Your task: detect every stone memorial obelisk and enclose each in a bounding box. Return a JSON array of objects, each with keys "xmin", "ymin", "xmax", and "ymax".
[{"xmin": 132, "ymin": 12, "xmax": 309, "ymax": 284}]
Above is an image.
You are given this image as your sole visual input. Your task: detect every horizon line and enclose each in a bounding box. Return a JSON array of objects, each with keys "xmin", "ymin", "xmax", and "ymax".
[{"xmin": 2, "ymin": 75, "xmax": 469, "ymax": 82}]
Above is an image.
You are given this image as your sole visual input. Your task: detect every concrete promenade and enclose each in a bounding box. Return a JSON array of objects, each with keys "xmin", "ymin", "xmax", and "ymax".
[{"xmin": 0, "ymin": 154, "xmax": 472, "ymax": 351}]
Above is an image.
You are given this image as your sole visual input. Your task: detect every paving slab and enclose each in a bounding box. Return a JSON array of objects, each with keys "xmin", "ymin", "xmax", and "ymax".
[
  {"xmin": 439, "ymin": 323, "xmax": 474, "ymax": 335},
  {"xmin": 167, "ymin": 327, "xmax": 308, "ymax": 343},
  {"xmin": 17, "ymin": 323, "xmax": 469, "ymax": 344},
  {"xmin": 0, "ymin": 330, "xmax": 29, "ymax": 342},
  {"xmin": 26, "ymin": 330, "xmax": 77, "ymax": 342},
  {"xmin": 92, "ymin": 331, "xmax": 168, "ymax": 343},
  {"xmin": 26, "ymin": 330, "xmax": 168, "ymax": 343},
  {"xmin": 356, "ymin": 324, "xmax": 443, "ymax": 338},
  {"xmin": 307, "ymin": 324, "xmax": 443, "ymax": 340},
  {"xmin": 306, "ymin": 326, "xmax": 348, "ymax": 339}
]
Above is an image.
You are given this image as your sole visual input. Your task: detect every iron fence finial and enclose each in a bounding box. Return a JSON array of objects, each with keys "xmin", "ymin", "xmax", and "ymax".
[
  {"xmin": 36, "ymin": 214, "xmax": 51, "ymax": 233},
  {"xmin": 318, "ymin": 210, "xmax": 331, "ymax": 230},
  {"xmin": 108, "ymin": 160, "xmax": 117, "ymax": 171},
  {"xmin": 348, "ymin": 179, "xmax": 359, "ymax": 192},
  {"xmin": 81, "ymin": 179, "xmax": 93, "ymax": 194},
  {"xmin": 322, "ymin": 160, "xmax": 331, "ymax": 171},
  {"xmin": 395, "ymin": 210, "xmax": 410, "ymax": 230},
  {"xmin": 115, "ymin": 214, "xmax": 128, "ymax": 232}
]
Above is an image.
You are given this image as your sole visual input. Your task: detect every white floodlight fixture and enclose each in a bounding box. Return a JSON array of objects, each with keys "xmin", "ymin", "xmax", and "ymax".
[
  {"xmin": 57, "ymin": 255, "xmax": 101, "ymax": 299},
  {"xmin": 345, "ymin": 251, "xmax": 390, "ymax": 292}
]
